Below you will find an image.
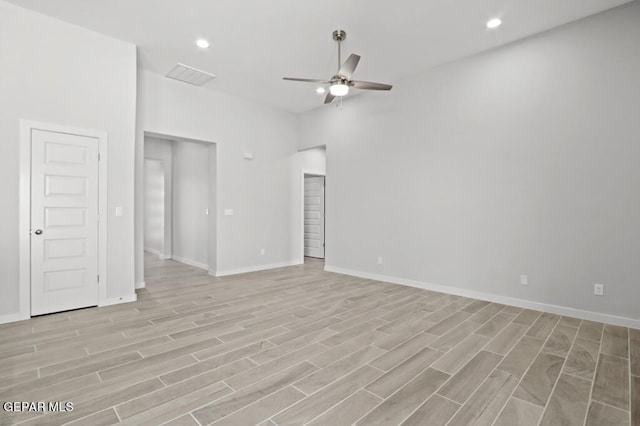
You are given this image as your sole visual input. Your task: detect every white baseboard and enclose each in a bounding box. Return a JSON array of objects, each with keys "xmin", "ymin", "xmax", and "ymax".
[
  {"xmin": 325, "ymin": 265, "xmax": 640, "ymax": 329},
  {"xmin": 99, "ymin": 293, "xmax": 138, "ymax": 307},
  {"xmin": 0, "ymin": 312, "xmax": 29, "ymax": 325},
  {"xmin": 136, "ymin": 281, "xmax": 146, "ymax": 289},
  {"xmin": 172, "ymin": 256, "xmax": 209, "ymax": 270},
  {"xmin": 214, "ymin": 260, "xmax": 302, "ymax": 277},
  {"xmin": 145, "ymin": 248, "xmax": 171, "ymax": 260}
]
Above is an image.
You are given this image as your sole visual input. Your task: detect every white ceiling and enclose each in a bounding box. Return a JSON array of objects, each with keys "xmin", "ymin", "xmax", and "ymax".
[{"xmin": 8, "ymin": 0, "xmax": 632, "ymax": 113}]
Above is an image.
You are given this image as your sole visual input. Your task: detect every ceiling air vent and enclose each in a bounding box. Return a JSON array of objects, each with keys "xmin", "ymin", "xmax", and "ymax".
[{"xmin": 165, "ymin": 63, "xmax": 215, "ymax": 86}]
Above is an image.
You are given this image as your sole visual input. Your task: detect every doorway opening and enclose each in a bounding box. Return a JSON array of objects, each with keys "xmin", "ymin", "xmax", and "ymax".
[
  {"xmin": 142, "ymin": 132, "xmax": 216, "ymax": 286},
  {"xmin": 303, "ymin": 173, "xmax": 325, "ymax": 262}
]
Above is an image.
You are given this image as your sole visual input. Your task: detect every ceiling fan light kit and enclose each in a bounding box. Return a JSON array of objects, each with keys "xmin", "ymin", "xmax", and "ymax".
[
  {"xmin": 283, "ymin": 29, "xmax": 392, "ymax": 105},
  {"xmin": 329, "ymin": 82, "xmax": 349, "ymax": 96}
]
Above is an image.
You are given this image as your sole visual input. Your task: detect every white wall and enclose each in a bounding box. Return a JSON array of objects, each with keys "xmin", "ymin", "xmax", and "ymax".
[
  {"xmin": 172, "ymin": 141, "xmax": 211, "ymax": 268},
  {"xmin": 299, "ymin": 147, "xmax": 326, "ymax": 172},
  {"xmin": 135, "ymin": 70, "xmax": 299, "ymax": 279},
  {"xmin": 0, "ymin": 1, "xmax": 137, "ymax": 319},
  {"xmin": 298, "ymin": 3, "xmax": 640, "ymax": 324},
  {"xmin": 143, "ymin": 159, "xmax": 165, "ymax": 255},
  {"xmin": 144, "ymin": 137, "xmax": 174, "ymax": 260}
]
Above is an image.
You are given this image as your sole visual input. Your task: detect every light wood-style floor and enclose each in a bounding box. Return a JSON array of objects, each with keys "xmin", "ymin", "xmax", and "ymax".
[{"xmin": 0, "ymin": 254, "xmax": 638, "ymax": 426}]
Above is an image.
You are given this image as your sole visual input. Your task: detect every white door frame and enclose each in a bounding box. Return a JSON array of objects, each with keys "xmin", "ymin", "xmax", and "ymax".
[
  {"xmin": 19, "ymin": 120, "xmax": 108, "ymax": 320},
  {"xmin": 300, "ymin": 169, "xmax": 326, "ymax": 262}
]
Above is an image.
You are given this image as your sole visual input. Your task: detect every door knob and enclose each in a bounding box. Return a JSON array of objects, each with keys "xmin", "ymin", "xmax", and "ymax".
[{"xmin": 34, "ymin": 229, "xmax": 43, "ymax": 235}]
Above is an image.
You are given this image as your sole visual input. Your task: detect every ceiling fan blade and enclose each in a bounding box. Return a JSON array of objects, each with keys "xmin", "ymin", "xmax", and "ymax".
[
  {"xmin": 324, "ymin": 92, "xmax": 336, "ymax": 104},
  {"xmin": 339, "ymin": 54, "xmax": 361, "ymax": 79},
  {"xmin": 283, "ymin": 77, "xmax": 331, "ymax": 84},
  {"xmin": 349, "ymin": 80, "xmax": 393, "ymax": 91}
]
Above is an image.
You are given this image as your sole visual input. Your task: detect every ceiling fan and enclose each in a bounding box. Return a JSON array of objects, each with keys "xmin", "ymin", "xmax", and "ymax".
[{"xmin": 283, "ymin": 30, "xmax": 393, "ymax": 104}]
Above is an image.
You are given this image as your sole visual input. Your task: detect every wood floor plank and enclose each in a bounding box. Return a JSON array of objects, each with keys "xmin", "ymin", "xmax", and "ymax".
[
  {"xmin": 437, "ymin": 350, "xmax": 503, "ymax": 403},
  {"xmin": 526, "ymin": 312, "xmax": 560, "ymax": 340},
  {"xmin": 162, "ymin": 414, "xmax": 200, "ymax": 426},
  {"xmin": 307, "ymin": 390, "xmax": 382, "ymax": 426},
  {"xmin": 366, "ymin": 347, "xmax": 444, "ymax": 398},
  {"xmin": 631, "ymin": 328, "xmax": 640, "ymax": 376},
  {"xmin": 425, "ymin": 311, "xmax": 473, "ymax": 336},
  {"xmin": 542, "ymin": 324, "xmax": 578, "ymax": 357},
  {"xmin": 592, "ymin": 353, "xmax": 630, "ymax": 410},
  {"xmin": 468, "ymin": 303, "xmax": 505, "ymax": 324},
  {"xmin": 577, "ymin": 320, "xmax": 604, "ymax": 342},
  {"xmin": 308, "ymin": 330, "xmax": 385, "ymax": 368},
  {"xmin": 373, "ymin": 320, "xmax": 430, "ymax": 351},
  {"xmin": 632, "ymin": 374, "xmax": 640, "ymax": 426},
  {"xmin": 447, "ymin": 369, "xmax": 518, "ymax": 426},
  {"xmin": 400, "ymin": 394, "xmax": 460, "ymax": 426},
  {"xmin": 484, "ymin": 323, "xmax": 528, "ymax": 355},
  {"xmin": 429, "ymin": 321, "xmax": 480, "ymax": 352},
  {"xmin": 474, "ymin": 313, "xmax": 513, "ymax": 339},
  {"xmin": 585, "ymin": 400, "xmax": 630, "ymax": 426},
  {"xmin": 230, "ymin": 343, "xmax": 326, "ymax": 390},
  {"xmin": 601, "ymin": 324, "xmax": 629, "ymax": 358},
  {"xmin": 512, "ymin": 309, "xmax": 541, "ymax": 326},
  {"xmin": 117, "ymin": 359, "xmax": 253, "ymax": 419},
  {"xmin": 369, "ymin": 332, "xmax": 437, "ymax": 371},
  {"xmin": 563, "ymin": 337, "xmax": 600, "ymax": 380},
  {"xmin": 512, "ymin": 352, "xmax": 564, "ymax": 407},
  {"xmin": 539, "ymin": 373, "xmax": 591, "ymax": 426},
  {"xmin": 357, "ymin": 368, "xmax": 450, "ymax": 426},
  {"xmin": 118, "ymin": 382, "xmax": 233, "ymax": 426},
  {"xmin": 294, "ymin": 345, "xmax": 385, "ymax": 395},
  {"xmin": 191, "ymin": 361, "xmax": 318, "ymax": 425},
  {"xmin": 64, "ymin": 408, "xmax": 121, "ymax": 426},
  {"xmin": 493, "ymin": 397, "xmax": 543, "ymax": 426},
  {"xmin": 273, "ymin": 365, "xmax": 382, "ymax": 426},
  {"xmin": 431, "ymin": 334, "xmax": 490, "ymax": 374},
  {"xmin": 213, "ymin": 386, "xmax": 305, "ymax": 426},
  {"xmin": 496, "ymin": 336, "xmax": 545, "ymax": 378}
]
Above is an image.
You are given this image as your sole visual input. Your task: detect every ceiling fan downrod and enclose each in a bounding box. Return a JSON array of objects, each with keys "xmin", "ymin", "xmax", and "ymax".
[{"xmin": 332, "ymin": 30, "xmax": 346, "ymax": 73}]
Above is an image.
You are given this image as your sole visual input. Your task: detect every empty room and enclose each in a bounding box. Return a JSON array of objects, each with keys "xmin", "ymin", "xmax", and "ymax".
[{"xmin": 0, "ymin": 0, "xmax": 639, "ymax": 425}]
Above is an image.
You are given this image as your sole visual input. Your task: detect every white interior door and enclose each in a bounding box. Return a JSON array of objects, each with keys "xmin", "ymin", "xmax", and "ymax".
[
  {"xmin": 30, "ymin": 129, "xmax": 99, "ymax": 316},
  {"xmin": 304, "ymin": 176, "xmax": 325, "ymax": 258}
]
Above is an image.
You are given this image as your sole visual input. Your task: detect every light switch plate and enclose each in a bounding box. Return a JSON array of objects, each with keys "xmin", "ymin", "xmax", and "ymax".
[
  {"xmin": 115, "ymin": 206, "xmax": 123, "ymax": 217},
  {"xmin": 224, "ymin": 209, "xmax": 234, "ymax": 216}
]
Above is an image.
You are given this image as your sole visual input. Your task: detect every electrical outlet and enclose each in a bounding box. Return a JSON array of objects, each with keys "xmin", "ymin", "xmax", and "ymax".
[
  {"xmin": 594, "ymin": 283, "xmax": 604, "ymax": 296},
  {"xmin": 377, "ymin": 257, "xmax": 383, "ymax": 265},
  {"xmin": 260, "ymin": 248, "xmax": 265, "ymax": 256},
  {"xmin": 520, "ymin": 275, "xmax": 528, "ymax": 286}
]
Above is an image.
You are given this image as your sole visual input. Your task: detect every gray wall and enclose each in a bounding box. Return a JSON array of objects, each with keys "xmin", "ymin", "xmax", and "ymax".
[
  {"xmin": 144, "ymin": 137, "xmax": 174, "ymax": 261},
  {"xmin": 0, "ymin": 2, "xmax": 137, "ymax": 317},
  {"xmin": 298, "ymin": 3, "xmax": 640, "ymax": 322},
  {"xmin": 172, "ymin": 140, "xmax": 211, "ymax": 268},
  {"xmin": 143, "ymin": 159, "xmax": 165, "ymax": 255}
]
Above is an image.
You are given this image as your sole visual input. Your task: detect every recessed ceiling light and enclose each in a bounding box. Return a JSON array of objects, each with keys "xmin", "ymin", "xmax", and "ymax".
[
  {"xmin": 316, "ymin": 87, "xmax": 326, "ymax": 94},
  {"xmin": 486, "ymin": 18, "xmax": 502, "ymax": 29},
  {"xmin": 196, "ymin": 39, "xmax": 210, "ymax": 49}
]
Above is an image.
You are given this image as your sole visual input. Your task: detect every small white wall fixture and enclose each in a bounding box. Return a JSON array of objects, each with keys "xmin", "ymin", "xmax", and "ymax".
[{"xmin": 18, "ymin": 120, "xmax": 110, "ymax": 322}]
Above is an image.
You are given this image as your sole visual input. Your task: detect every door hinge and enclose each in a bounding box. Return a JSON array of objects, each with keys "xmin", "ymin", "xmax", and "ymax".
[
  {"xmin": 97, "ymin": 275, "xmax": 100, "ymax": 283},
  {"xmin": 98, "ymin": 153, "xmax": 101, "ymax": 161},
  {"xmin": 97, "ymin": 214, "xmax": 100, "ymax": 222}
]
